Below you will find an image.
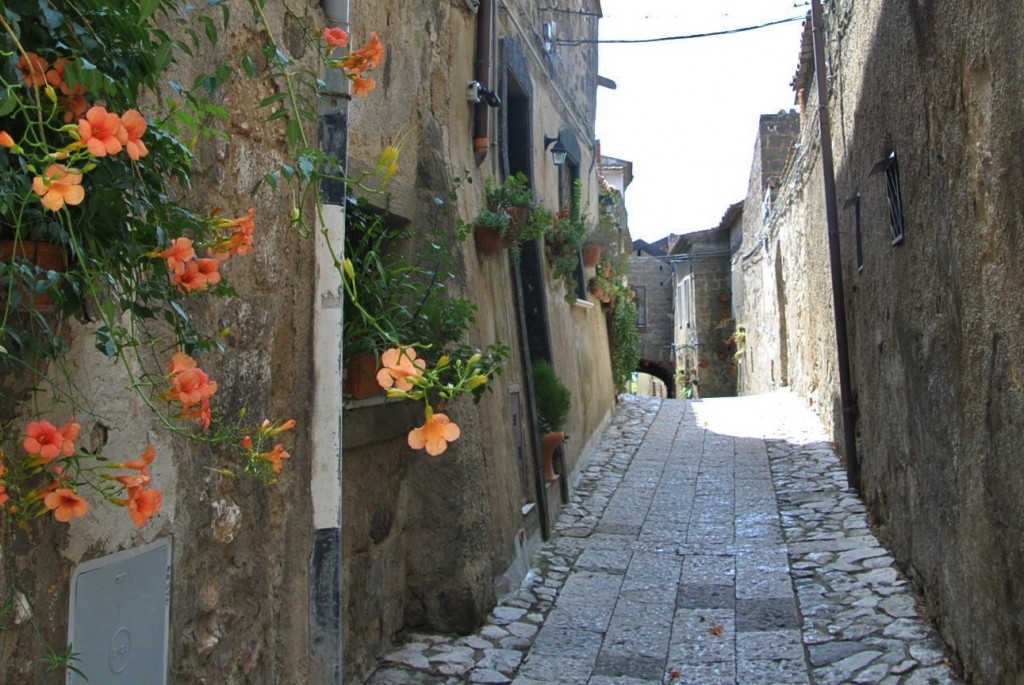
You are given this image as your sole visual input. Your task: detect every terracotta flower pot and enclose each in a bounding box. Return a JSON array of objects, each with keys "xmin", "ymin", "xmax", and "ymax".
[
  {"xmin": 541, "ymin": 431, "xmax": 564, "ymax": 482},
  {"xmin": 345, "ymin": 354, "xmax": 383, "ymax": 400},
  {"xmin": 505, "ymin": 206, "xmax": 529, "ymax": 227},
  {"xmin": 582, "ymin": 243, "xmax": 603, "ymax": 267},
  {"xmin": 0, "ymin": 240, "xmax": 68, "ymax": 313},
  {"xmin": 474, "ymin": 225, "xmax": 502, "ymax": 257}
]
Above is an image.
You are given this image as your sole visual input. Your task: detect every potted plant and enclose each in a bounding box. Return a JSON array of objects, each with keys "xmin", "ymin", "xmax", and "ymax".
[
  {"xmin": 588, "ymin": 271, "xmax": 617, "ymax": 305},
  {"xmin": 520, "ymin": 203, "xmax": 554, "ymax": 244},
  {"xmin": 532, "ymin": 359, "xmax": 571, "ymax": 482},
  {"xmin": 472, "ymin": 208, "xmax": 510, "ymax": 257},
  {"xmin": 487, "ymin": 172, "xmax": 534, "ymax": 226},
  {"xmin": 582, "ymin": 214, "xmax": 620, "ymax": 267},
  {"xmin": 546, "ymin": 208, "xmax": 587, "ymax": 298},
  {"xmin": 343, "ymin": 197, "xmax": 481, "ymax": 398}
]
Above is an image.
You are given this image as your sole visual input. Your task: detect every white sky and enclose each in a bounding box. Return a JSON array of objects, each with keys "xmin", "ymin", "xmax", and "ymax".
[{"xmin": 596, "ymin": 1, "xmax": 809, "ymax": 242}]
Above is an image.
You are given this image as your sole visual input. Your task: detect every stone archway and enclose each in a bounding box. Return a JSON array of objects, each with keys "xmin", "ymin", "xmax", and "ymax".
[{"xmin": 637, "ymin": 359, "xmax": 676, "ymax": 398}]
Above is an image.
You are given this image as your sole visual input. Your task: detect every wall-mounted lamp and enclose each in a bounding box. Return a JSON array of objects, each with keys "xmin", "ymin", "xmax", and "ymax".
[
  {"xmin": 542, "ymin": 21, "xmax": 557, "ymax": 54},
  {"xmin": 543, "ymin": 134, "xmax": 568, "ymax": 166},
  {"xmin": 601, "ymin": 194, "xmax": 616, "ymax": 215},
  {"xmin": 467, "ymin": 81, "xmax": 501, "ymax": 107}
]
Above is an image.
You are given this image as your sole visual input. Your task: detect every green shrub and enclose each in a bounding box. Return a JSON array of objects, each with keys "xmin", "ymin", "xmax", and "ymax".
[{"xmin": 532, "ymin": 359, "xmax": 571, "ymax": 433}]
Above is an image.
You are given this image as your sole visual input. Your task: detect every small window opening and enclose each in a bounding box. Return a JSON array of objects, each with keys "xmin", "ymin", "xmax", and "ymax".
[{"xmin": 869, "ymin": 150, "xmax": 905, "ymax": 246}]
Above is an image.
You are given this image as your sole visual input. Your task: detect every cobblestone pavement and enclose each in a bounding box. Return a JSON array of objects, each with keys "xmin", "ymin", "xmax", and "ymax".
[{"xmin": 366, "ymin": 392, "xmax": 961, "ymax": 685}]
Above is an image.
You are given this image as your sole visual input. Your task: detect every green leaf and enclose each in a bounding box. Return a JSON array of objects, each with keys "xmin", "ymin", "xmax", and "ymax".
[
  {"xmin": 205, "ymin": 103, "xmax": 230, "ymax": 120},
  {"xmin": 38, "ymin": 0, "xmax": 64, "ymax": 29},
  {"xmin": 241, "ymin": 53, "xmax": 255, "ymax": 78},
  {"xmin": 131, "ymin": 303, "xmax": 155, "ymax": 319},
  {"xmin": 140, "ymin": 0, "xmax": 161, "ymax": 21},
  {"xmin": 214, "ymin": 63, "xmax": 232, "ymax": 87},
  {"xmin": 170, "ymin": 301, "xmax": 189, "ymax": 322},
  {"xmin": 198, "ymin": 15, "xmax": 218, "ymax": 46},
  {"xmin": 0, "ymin": 92, "xmax": 18, "ymax": 118},
  {"xmin": 258, "ymin": 92, "xmax": 287, "ymax": 108},
  {"xmin": 95, "ymin": 328, "xmax": 118, "ymax": 358},
  {"xmin": 285, "ymin": 119, "xmax": 301, "ymax": 148},
  {"xmin": 154, "ymin": 39, "xmax": 174, "ymax": 71}
]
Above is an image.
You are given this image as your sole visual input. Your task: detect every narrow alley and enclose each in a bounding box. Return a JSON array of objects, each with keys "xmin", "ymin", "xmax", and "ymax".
[{"xmin": 366, "ymin": 393, "xmax": 960, "ymax": 685}]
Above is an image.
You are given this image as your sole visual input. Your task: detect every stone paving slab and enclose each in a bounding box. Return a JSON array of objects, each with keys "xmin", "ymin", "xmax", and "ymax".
[{"xmin": 364, "ymin": 392, "xmax": 961, "ymax": 685}]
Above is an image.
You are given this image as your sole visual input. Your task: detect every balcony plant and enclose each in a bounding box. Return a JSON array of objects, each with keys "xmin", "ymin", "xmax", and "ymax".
[
  {"xmin": 544, "ymin": 178, "xmax": 589, "ymax": 298},
  {"xmin": 341, "ymin": 193, "xmax": 510, "ymax": 450},
  {"xmin": 582, "ymin": 214, "xmax": 620, "ymax": 267},
  {"xmin": 532, "ymin": 359, "xmax": 571, "ymax": 482},
  {"xmin": 342, "ymin": 180, "xmax": 503, "ymax": 396},
  {"xmin": 546, "ymin": 211, "xmax": 587, "ymax": 298},
  {"xmin": 486, "ymin": 172, "xmax": 534, "ymax": 224},
  {"xmin": 484, "ymin": 172, "xmax": 553, "ymax": 249},
  {"xmin": 471, "ymin": 207, "xmax": 510, "ymax": 257}
]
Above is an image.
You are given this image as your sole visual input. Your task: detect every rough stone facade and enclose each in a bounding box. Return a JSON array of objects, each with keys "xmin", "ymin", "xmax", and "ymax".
[
  {"xmin": 0, "ymin": 3, "xmax": 321, "ymax": 683},
  {"xmin": 343, "ymin": 1, "xmax": 613, "ymax": 683},
  {"xmin": 629, "ymin": 242, "xmax": 676, "ymax": 392},
  {"xmin": 670, "ymin": 222, "xmax": 737, "ymax": 398},
  {"xmin": 732, "ymin": 110, "xmax": 802, "ymax": 397},
  {"xmin": 734, "ymin": 3, "xmax": 1024, "ymax": 681},
  {"xmin": 0, "ymin": 2, "xmax": 616, "ymax": 684}
]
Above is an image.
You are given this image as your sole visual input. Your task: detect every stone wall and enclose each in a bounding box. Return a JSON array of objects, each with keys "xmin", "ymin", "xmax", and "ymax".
[
  {"xmin": 0, "ymin": 2, "xmax": 321, "ymax": 682},
  {"xmin": 739, "ymin": 2, "xmax": 1024, "ymax": 680},
  {"xmin": 629, "ymin": 252, "xmax": 675, "ymax": 382},
  {"xmin": 733, "ymin": 111, "xmax": 802, "ymax": 397},
  {"xmin": 671, "ymin": 229, "xmax": 736, "ymax": 398},
  {"xmin": 830, "ymin": 2, "xmax": 1024, "ymax": 680},
  {"xmin": 342, "ymin": 2, "xmax": 613, "ymax": 682},
  {"xmin": 0, "ymin": 2, "xmax": 614, "ymax": 684}
]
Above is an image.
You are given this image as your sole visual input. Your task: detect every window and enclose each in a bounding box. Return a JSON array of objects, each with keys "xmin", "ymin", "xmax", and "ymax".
[
  {"xmin": 633, "ymin": 285, "xmax": 646, "ymax": 328},
  {"xmin": 869, "ymin": 150, "xmax": 905, "ymax": 246}
]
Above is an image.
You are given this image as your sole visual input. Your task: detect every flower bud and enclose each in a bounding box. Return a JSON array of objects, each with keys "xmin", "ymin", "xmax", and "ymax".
[{"xmin": 376, "ymin": 145, "xmax": 399, "ymax": 173}]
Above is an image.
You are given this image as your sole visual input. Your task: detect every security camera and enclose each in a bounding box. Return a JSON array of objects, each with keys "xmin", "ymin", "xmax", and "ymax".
[{"xmin": 466, "ymin": 81, "xmax": 501, "ymax": 108}]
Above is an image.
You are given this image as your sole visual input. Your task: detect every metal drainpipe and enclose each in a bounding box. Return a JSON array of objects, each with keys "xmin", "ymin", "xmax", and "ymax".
[
  {"xmin": 311, "ymin": 0, "xmax": 348, "ymax": 681},
  {"xmin": 810, "ymin": 0, "xmax": 860, "ymax": 490},
  {"xmin": 473, "ymin": 0, "xmax": 494, "ymax": 156}
]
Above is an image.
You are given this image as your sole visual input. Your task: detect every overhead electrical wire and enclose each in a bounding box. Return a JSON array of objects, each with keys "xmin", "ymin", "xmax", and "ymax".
[{"xmin": 554, "ymin": 14, "xmax": 806, "ymax": 46}]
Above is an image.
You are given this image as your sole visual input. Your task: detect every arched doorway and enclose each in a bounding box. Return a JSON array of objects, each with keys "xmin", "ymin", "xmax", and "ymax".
[{"xmin": 637, "ymin": 359, "xmax": 676, "ymax": 398}]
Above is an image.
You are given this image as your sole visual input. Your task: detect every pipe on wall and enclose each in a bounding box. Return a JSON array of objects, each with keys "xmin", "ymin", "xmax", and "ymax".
[
  {"xmin": 473, "ymin": 0, "xmax": 495, "ymax": 155},
  {"xmin": 311, "ymin": 0, "xmax": 349, "ymax": 682},
  {"xmin": 810, "ymin": 0, "xmax": 860, "ymax": 490}
]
